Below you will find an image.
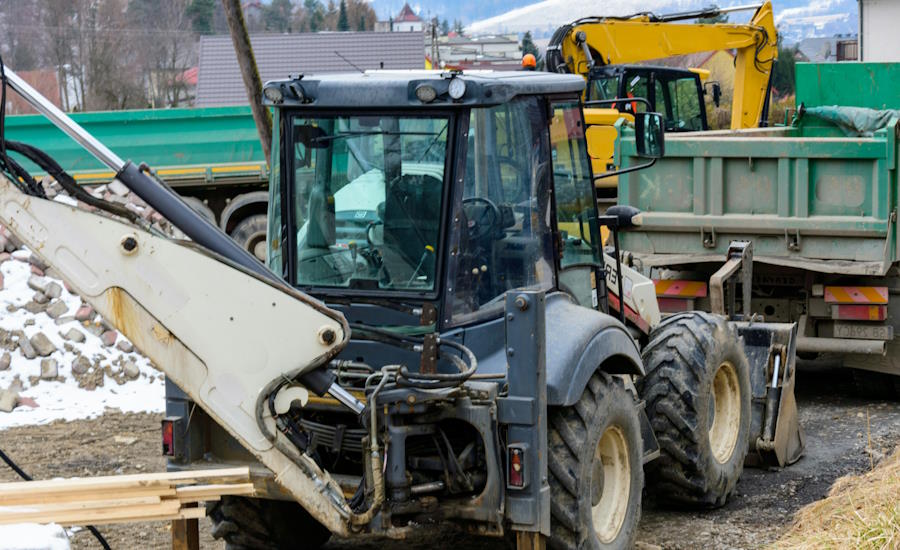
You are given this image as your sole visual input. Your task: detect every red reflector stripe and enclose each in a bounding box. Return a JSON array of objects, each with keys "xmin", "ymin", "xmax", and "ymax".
[
  {"xmin": 654, "ymin": 280, "xmax": 708, "ymax": 298},
  {"xmin": 608, "ymin": 292, "xmax": 651, "ymax": 334},
  {"xmin": 832, "ymin": 304, "xmax": 887, "ymax": 321},
  {"xmin": 824, "ymin": 286, "xmax": 888, "ymax": 305}
]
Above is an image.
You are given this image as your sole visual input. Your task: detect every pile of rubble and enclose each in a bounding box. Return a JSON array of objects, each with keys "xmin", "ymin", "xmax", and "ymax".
[{"xmin": 0, "ymin": 223, "xmax": 164, "ymax": 424}]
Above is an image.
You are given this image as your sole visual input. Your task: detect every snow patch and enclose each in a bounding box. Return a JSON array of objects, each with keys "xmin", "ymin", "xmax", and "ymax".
[
  {"xmin": 0, "ymin": 523, "xmax": 70, "ymax": 550},
  {"xmin": 0, "ymin": 255, "xmax": 164, "ymax": 430}
]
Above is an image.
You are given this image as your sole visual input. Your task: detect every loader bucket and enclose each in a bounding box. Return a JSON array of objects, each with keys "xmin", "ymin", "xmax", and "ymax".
[{"xmin": 732, "ymin": 321, "xmax": 804, "ymax": 468}]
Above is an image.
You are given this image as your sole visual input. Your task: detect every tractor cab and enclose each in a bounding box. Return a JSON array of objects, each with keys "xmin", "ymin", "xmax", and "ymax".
[{"xmin": 263, "ymin": 71, "xmax": 663, "ymax": 327}]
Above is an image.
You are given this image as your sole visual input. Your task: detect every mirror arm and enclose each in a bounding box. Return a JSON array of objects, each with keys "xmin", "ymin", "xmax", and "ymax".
[{"xmin": 593, "ymin": 157, "xmax": 657, "ymax": 181}]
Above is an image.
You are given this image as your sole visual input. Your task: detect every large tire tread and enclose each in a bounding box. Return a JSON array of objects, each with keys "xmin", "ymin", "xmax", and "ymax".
[
  {"xmin": 207, "ymin": 496, "xmax": 331, "ymax": 550},
  {"xmin": 639, "ymin": 311, "xmax": 750, "ymax": 508},
  {"xmin": 548, "ymin": 372, "xmax": 642, "ymax": 550}
]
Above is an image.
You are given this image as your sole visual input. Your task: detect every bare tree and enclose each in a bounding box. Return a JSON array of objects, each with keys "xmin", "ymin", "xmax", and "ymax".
[{"xmin": 129, "ymin": 0, "xmax": 197, "ymax": 107}]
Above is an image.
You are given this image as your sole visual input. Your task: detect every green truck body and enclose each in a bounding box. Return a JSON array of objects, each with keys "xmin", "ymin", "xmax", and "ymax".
[
  {"xmin": 7, "ymin": 106, "xmax": 271, "ymax": 256},
  {"xmin": 615, "ymin": 62, "xmax": 900, "ymax": 377}
]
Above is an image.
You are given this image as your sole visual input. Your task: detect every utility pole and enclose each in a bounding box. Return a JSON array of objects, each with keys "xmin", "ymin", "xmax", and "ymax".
[{"xmin": 221, "ymin": 0, "xmax": 272, "ymax": 166}]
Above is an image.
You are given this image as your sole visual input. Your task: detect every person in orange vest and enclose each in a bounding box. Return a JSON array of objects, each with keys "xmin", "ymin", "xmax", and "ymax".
[{"xmin": 521, "ymin": 53, "xmax": 537, "ymax": 71}]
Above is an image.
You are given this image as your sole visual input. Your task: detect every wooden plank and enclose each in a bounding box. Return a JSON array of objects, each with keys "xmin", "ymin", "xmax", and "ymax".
[
  {"xmin": 175, "ymin": 483, "xmax": 255, "ymax": 502},
  {"xmin": 172, "ymin": 502, "xmax": 201, "ymax": 550},
  {"xmin": 0, "ymin": 467, "xmax": 250, "ymax": 503},
  {"xmin": 0, "ymin": 501, "xmax": 181, "ymax": 525},
  {"xmin": 0, "ymin": 496, "xmax": 161, "ymax": 514},
  {"xmin": 0, "ymin": 487, "xmax": 177, "ymax": 507}
]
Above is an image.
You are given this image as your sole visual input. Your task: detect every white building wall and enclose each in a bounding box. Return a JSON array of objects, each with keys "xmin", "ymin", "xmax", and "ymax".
[{"xmin": 860, "ymin": 0, "xmax": 900, "ymax": 61}]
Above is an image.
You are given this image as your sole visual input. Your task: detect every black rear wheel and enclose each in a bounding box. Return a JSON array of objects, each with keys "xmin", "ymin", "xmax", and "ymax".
[
  {"xmin": 548, "ymin": 372, "xmax": 643, "ymax": 550},
  {"xmin": 207, "ymin": 496, "xmax": 332, "ymax": 550}
]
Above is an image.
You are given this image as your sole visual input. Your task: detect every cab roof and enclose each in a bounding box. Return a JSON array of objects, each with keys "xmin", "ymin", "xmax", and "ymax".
[{"xmin": 262, "ymin": 70, "xmax": 586, "ymax": 109}]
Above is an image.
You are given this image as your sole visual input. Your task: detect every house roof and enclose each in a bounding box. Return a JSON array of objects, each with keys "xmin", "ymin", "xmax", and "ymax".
[
  {"xmin": 395, "ymin": 3, "xmax": 421, "ymax": 23},
  {"xmin": 196, "ymin": 32, "xmax": 424, "ymax": 107},
  {"xmin": 7, "ymin": 70, "xmax": 60, "ymax": 115}
]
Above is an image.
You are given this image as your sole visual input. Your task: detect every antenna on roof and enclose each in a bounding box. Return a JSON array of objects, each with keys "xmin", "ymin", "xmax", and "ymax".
[{"xmin": 334, "ymin": 51, "xmax": 365, "ymax": 73}]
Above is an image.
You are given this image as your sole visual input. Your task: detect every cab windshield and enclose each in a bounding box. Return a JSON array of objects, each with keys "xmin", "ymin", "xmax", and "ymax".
[{"xmin": 289, "ymin": 114, "xmax": 449, "ymax": 292}]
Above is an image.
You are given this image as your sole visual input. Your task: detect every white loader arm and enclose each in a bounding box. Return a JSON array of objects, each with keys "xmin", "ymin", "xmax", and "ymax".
[{"xmin": 0, "ymin": 178, "xmax": 355, "ymax": 534}]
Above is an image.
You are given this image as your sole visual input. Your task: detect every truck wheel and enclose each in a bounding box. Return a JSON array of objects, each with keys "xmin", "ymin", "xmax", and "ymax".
[
  {"xmin": 182, "ymin": 196, "xmax": 217, "ymax": 224},
  {"xmin": 639, "ymin": 311, "xmax": 750, "ymax": 507},
  {"xmin": 207, "ymin": 496, "xmax": 331, "ymax": 549},
  {"xmin": 548, "ymin": 372, "xmax": 643, "ymax": 550},
  {"xmin": 230, "ymin": 215, "xmax": 268, "ymax": 261}
]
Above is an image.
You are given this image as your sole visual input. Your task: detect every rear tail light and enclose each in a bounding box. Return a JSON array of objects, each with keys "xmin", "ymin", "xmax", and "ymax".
[
  {"xmin": 162, "ymin": 417, "xmax": 177, "ymax": 456},
  {"xmin": 507, "ymin": 445, "xmax": 527, "ymax": 489}
]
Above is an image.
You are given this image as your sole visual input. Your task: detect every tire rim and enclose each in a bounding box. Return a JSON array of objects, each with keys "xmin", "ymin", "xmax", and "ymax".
[
  {"xmin": 591, "ymin": 425, "xmax": 630, "ymax": 544},
  {"xmin": 709, "ymin": 360, "xmax": 741, "ymax": 464}
]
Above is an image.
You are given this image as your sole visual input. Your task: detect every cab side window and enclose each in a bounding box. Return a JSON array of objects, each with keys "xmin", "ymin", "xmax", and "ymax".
[{"xmin": 445, "ymin": 98, "xmax": 555, "ymax": 326}]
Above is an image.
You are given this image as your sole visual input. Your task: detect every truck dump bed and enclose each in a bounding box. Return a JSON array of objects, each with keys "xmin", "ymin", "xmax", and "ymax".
[{"xmin": 615, "ymin": 66, "xmax": 899, "ymax": 276}]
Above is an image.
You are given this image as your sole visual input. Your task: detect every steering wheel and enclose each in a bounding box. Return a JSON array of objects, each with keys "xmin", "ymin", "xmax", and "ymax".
[{"xmin": 462, "ymin": 197, "xmax": 502, "ymax": 241}]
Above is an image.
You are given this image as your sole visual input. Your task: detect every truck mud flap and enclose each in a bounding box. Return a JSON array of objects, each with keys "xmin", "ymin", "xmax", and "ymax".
[{"xmin": 732, "ymin": 321, "xmax": 804, "ymax": 468}]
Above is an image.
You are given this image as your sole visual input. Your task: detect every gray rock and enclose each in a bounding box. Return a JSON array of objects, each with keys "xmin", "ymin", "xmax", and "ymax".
[
  {"xmin": 72, "ymin": 355, "xmax": 91, "ymax": 375},
  {"xmin": 44, "ymin": 282, "xmax": 62, "ymax": 299},
  {"xmin": 23, "ymin": 319, "xmax": 34, "ymax": 327},
  {"xmin": 45, "ymin": 300, "xmax": 69, "ymax": 319},
  {"xmin": 29, "ymin": 332, "xmax": 56, "ymax": 357},
  {"xmin": 22, "ymin": 301, "xmax": 46, "ymax": 314},
  {"xmin": 0, "ymin": 352, "xmax": 9, "ymax": 371},
  {"xmin": 0, "ymin": 389, "xmax": 17, "ymax": 412},
  {"xmin": 26, "ymin": 275, "xmax": 49, "ymax": 293},
  {"xmin": 85, "ymin": 323, "xmax": 105, "ymax": 337},
  {"xmin": 18, "ymin": 337, "xmax": 36, "ymax": 359},
  {"xmin": 63, "ymin": 328, "xmax": 86, "ymax": 343},
  {"xmin": 123, "ymin": 361, "xmax": 140, "ymax": 380},
  {"xmin": 40, "ymin": 358, "xmax": 58, "ymax": 379},
  {"xmin": 108, "ymin": 179, "xmax": 130, "ymax": 196},
  {"xmin": 54, "ymin": 315, "xmax": 76, "ymax": 326},
  {"xmin": 32, "ymin": 291, "xmax": 49, "ymax": 304},
  {"xmin": 26, "ymin": 254, "xmax": 48, "ymax": 272},
  {"xmin": 116, "ymin": 340, "xmax": 134, "ymax": 353}
]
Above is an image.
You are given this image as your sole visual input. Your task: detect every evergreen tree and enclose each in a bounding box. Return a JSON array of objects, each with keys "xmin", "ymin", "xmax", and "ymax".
[
  {"xmin": 771, "ymin": 42, "xmax": 798, "ymax": 96},
  {"xmin": 520, "ymin": 31, "xmax": 539, "ymax": 58},
  {"xmin": 303, "ymin": 0, "xmax": 325, "ymax": 31},
  {"xmin": 440, "ymin": 19, "xmax": 449, "ymax": 35},
  {"xmin": 358, "ymin": 14, "xmax": 366, "ymax": 30},
  {"xmin": 264, "ymin": 0, "xmax": 294, "ymax": 32},
  {"xmin": 452, "ymin": 19, "xmax": 464, "ymax": 35},
  {"xmin": 186, "ymin": 0, "xmax": 215, "ymax": 34},
  {"xmin": 337, "ymin": 0, "xmax": 349, "ymax": 31}
]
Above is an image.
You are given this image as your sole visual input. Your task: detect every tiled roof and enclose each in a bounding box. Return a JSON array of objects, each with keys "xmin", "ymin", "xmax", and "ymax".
[
  {"xmin": 395, "ymin": 4, "xmax": 421, "ymax": 22},
  {"xmin": 197, "ymin": 32, "xmax": 424, "ymax": 106}
]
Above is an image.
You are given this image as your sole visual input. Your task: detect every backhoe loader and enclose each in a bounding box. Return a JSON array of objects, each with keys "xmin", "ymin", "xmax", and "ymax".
[
  {"xmin": 545, "ymin": 2, "xmax": 778, "ymax": 201},
  {"xmin": 0, "ymin": 65, "xmax": 801, "ymax": 549}
]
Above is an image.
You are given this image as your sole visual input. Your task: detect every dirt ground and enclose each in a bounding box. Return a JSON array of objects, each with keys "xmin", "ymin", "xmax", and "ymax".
[{"xmin": 2, "ymin": 364, "xmax": 900, "ymax": 550}]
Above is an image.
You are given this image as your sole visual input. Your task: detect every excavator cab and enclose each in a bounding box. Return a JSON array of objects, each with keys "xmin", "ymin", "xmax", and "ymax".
[{"xmin": 586, "ymin": 65, "xmax": 709, "ymax": 132}]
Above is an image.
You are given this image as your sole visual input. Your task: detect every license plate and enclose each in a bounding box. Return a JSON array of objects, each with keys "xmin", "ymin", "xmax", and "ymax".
[{"xmin": 833, "ymin": 322, "xmax": 894, "ymax": 341}]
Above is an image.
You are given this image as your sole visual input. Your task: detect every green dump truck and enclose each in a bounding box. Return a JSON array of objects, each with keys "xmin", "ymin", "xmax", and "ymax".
[
  {"xmin": 615, "ymin": 62, "xmax": 900, "ymax": 395},
  {"xmin": 7, "ymin": 106, "xmax": 271, "ymax": 258}
]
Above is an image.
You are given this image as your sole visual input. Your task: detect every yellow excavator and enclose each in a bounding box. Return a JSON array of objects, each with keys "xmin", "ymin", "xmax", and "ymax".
[{"xmin": 545, "ymin": 2, "xmax": 778, "ymax": 196}]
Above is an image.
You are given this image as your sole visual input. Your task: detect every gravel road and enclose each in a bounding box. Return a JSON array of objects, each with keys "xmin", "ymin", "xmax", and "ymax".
[{"xmin": 1, "ymin": 365, "xmax": 898, "ymax": 549}]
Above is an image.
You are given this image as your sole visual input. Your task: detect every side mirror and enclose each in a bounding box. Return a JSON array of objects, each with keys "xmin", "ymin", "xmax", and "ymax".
[
  {"xmin": 634, "ymin": 112, "xmax": 664, "ymax": 159},
  {"xmin": 601, "ymin": 205, "xmax": 643, "ymax": 230},
  {"xmin": 704, "ymin": 81, "xmax": 722, "ymax": 108}
]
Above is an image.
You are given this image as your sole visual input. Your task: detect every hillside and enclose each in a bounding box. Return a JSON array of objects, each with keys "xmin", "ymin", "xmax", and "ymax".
[{"xmin": 460, "ymin": 0, "xmax": 857, "ymax": 43}]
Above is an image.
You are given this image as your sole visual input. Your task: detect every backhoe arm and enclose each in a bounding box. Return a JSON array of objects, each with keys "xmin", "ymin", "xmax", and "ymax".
[
  {"xmin": 548, "ymin": 1, "xmax": 778, "ymax": 128},
  {"xmin": 0, "ymin": 67, "xmax": 364, "ymax": 535}
]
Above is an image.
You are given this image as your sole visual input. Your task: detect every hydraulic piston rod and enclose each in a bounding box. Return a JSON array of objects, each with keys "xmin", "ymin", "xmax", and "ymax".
[{"xmin": 3, "ymin": 67, "xmax": 274, "ymax": 282}]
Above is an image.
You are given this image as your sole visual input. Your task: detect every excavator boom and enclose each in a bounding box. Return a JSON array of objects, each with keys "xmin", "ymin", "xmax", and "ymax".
[{"xmin": 547, "ymin": 1, "xmax": 778, "ymax": 128}]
